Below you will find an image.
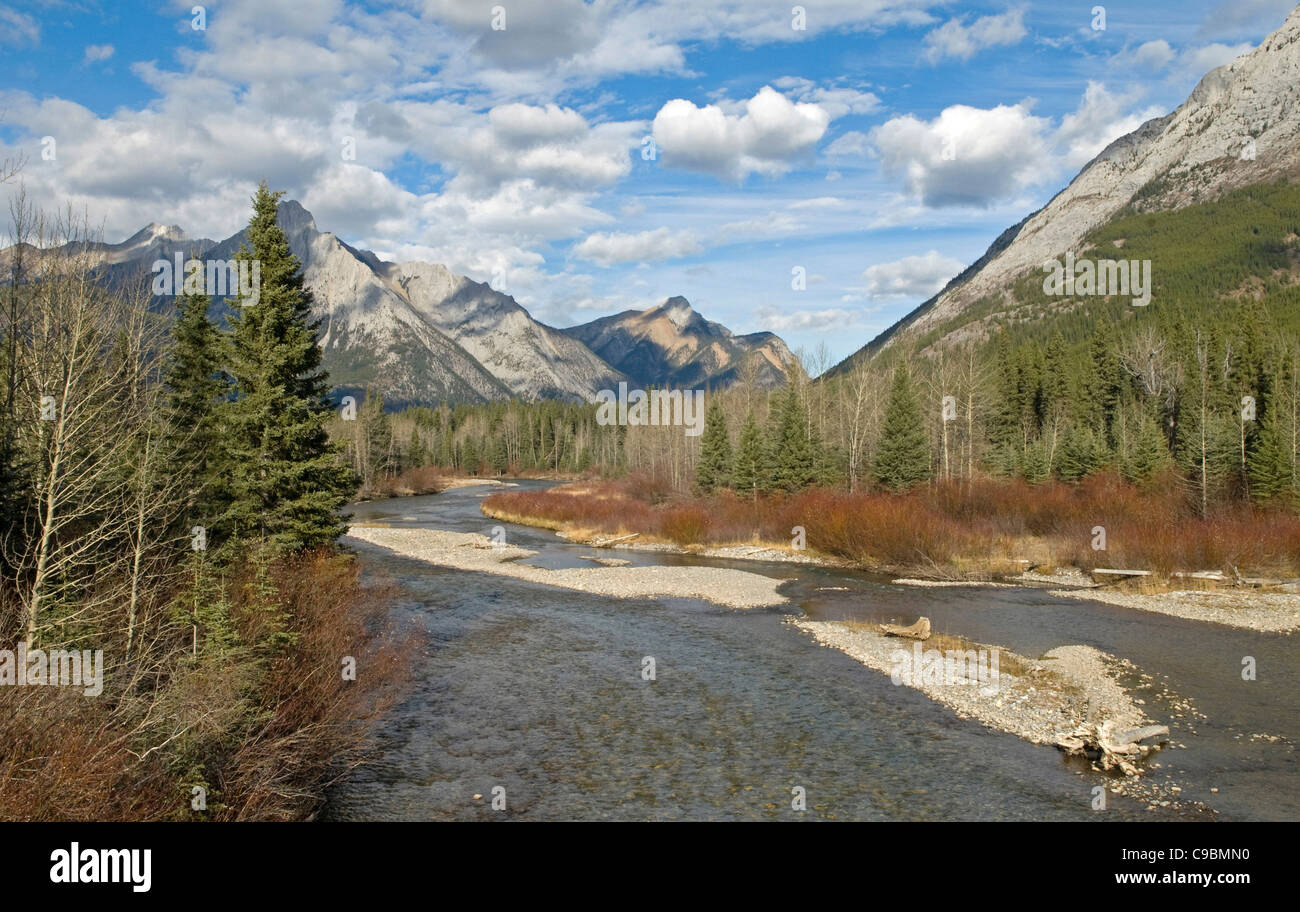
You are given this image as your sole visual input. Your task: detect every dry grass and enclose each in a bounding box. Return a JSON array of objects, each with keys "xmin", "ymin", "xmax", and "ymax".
[{"xmin": 842, "ymin": 622, "xmax": 1034, "ymax": 678}]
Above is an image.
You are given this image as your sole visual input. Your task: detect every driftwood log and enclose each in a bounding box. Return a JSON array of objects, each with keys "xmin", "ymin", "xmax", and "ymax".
[
  {"xmin": 879, "ymin": 617, "xmax": 931, "ymax": 640},
  {"xmin": 1055, "ymin": 721, "xmax": 1170, "ymax": 775}
]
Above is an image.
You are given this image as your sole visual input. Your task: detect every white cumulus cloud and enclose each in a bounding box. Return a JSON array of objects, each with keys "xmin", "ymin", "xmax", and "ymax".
[
  {"xmin": 1180, "ymin": 41, "xmax": 1254, "ymax": 75},
  {"xmin": 572, "ymin": 227, "xmax": 701, "ymax": 266},
  {"xmin": 1055, "ymin": 82, "xmax": 1163, "ymax": 169},
  {"xmin": 652, "ymin": 86, "xmax": 832, "ymax": 181},
  {"xmin": 872, "ymin": 103, "xmax": 1052, "ymax": 207},
  {"xmin": 863, "ymin": 251, "xmax": 965, "ymax": 298},
  {"xmin": 1130, "ymin": 39, "xmax": 1174, "ymax": 70}
]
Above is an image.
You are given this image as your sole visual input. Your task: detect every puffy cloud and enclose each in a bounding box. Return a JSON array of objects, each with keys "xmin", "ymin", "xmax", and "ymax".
[
  {"xmin": 652, "ymin": 86, "xmax": 831, "ymax": 181},
  {"xmin": 870, "ymin": 79, "xmax": 1167, "ymax": 207},
  {"xmin": 488, "ymin": 103, "xmax": 588, "ymax": 145},
  {"xmin": 423, "ymin": 0, "xmax": 939, "ymax": 89},
  {"xmin": 83, "ymin": 44, "xmax": 115, "ymax": 65},
  {"xmin": 1180, "ymin": 42, "xmax": 1254, "ymax": 75},
  {"xmin": 863, "ymin": 251, "xmax": 965, "ymax": 298},
  {"xmin": 923, "ymin": 10, "xmax": 1027, "ymax": 63},
  {"xmin": 1055, "ymin": 82, "xmax": 1163, "ymax": 169},
  {"xmin": 1130, "ymin": 39, "xmax": 1174, "ymax": 70},
  {"xmin": 872, "ymin": 103, "xmax": 1052, "ymax": 207},
  {"xmin": 772, "ymin": 77, "xmax": 881, "ymax": 118},
  {"xmin": 572, "ymin": 227, "xmax": 701, "ymax": 266},
  {"xmin": 426, "ymin": 0, "xmax": 603, "ymax": 70}
]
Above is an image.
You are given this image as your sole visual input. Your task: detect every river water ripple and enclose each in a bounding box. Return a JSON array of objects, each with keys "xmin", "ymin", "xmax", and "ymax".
[{"xmin": 325, "ymin": 482, "xmax": 1298, "ymax": 821}]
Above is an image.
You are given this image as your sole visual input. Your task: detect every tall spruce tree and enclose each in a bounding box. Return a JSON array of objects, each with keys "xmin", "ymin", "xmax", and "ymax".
[
  {"xmin": 768, "ymin": 384, "xmax": 814, "ymax": 492},
  {"xmin": 1058, "ymin": 423, "xmax": 1108, "ymax": 482},
  {"xmin": 217, "ymin": 183, "xmax": 357, "ymax": 551},
  {"xmin": 732, "ymin": 411, "xmax": 765, "ymax": 500},
  {"xmin": 1088, "ymin": 320, "xmax": 1125, "ymax": 445},
  {"xmin": 1121, "ymin": 406, "xmax": 1171, "ymax": 485},
  {"xmin": 696, "ymin": 397, "xmax": 732, "ymax": 493},
  {"xmin": 164, "ymin": 283, "xmax": 227, "ymax": 525},
  {"xmin": 1248, "ymin": 408, "xmax": 1290, "ymax": 503},
  {"xmin": 407, "ymin": 427, "xmax": 428, "ymax": 470},
  {"xmin": 873, "ymin": 367, "xmax": 932, "ymax": 492}
]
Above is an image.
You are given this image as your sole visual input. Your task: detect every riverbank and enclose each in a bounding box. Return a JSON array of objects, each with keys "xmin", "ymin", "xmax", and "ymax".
[
  {"xmin": 791, "ymin": 619, "xmax": 1197, "ymax": 808},
  {"xmin": 355, "ymin": 473, "xmax": 514, "ymax": 502},
  {"xmin": 347, "ymin": 507, "xmax": 1186, "ymax": 798},
  {"xmin": 345, "ymin": 524, "xmax": 786, "ymax": 609},
  {"xmin": 1048, "ymin": 586, "xmax": 1300, "ymax": 633},
  {"xmin": 482, "ymin": 482, "xmax": 1300, "ymax": 634}
]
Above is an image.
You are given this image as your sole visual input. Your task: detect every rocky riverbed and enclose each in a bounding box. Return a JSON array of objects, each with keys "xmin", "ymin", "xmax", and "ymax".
[
  {"xmin": 1048, "ymin": 587, "xmax": 1300, "ymax": 633},
  {"xmin": 346, "ymin": 524, "xmax": 787, "ymax": 609}
]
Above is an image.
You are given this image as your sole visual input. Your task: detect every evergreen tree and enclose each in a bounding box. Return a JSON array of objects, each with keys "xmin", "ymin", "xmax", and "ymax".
[
  {"xmin": 490, "ymin": 432, "xmax": 509, "ymax": 475},
  {"xmin": 768, "ymin": 385, "xmax": 814, "ymax": 492},
  {"xmin": 732, "ymin": 411, "xmax": 765, "ymax": 500},
  {"xmin": 217, "ymin": 183, "xmax": 357, "ymax": 551},
  {"xmin": 695, "ymin": 398, "xmax": 732, "ymax": 493},
  {"xmin": 407, "ymin": 427, "xmax": 428, "ymax": 470},
  {"xmin": 1057, "ymin": 423, "xmax": 1108, "ymax": 482},
  {"xmin": 439, "ymin": 427, "xmax": 454, "ymax": 467},
  {"xmin": 1248, "ymin": 408, "xmax": 1290, "ymax": 503},
  {"xmin": 1087, "ymin": 320, "xmax": 1125, "ymax": 445},
  {"xmin": 172, "ymin": 550, "xmax": 240, "ymax": 659},
  {"xmin": 873, "ymin": 368, "xmax": 932, "ymax": 492},
  {"xmin": 1121, "ymin": 406, "xmax": 1171, "ymax": 485},
  {"xmin": 361, "ymin": 388, "xmax": 394, "ymax": 479},
  {"xmin": 164, "ymin": 283, "xmax": 227, "ymax": 523},
  {"xmin": 1021, "ymin": 437, "xmax": 1050, "ymax": 484},
  {"xmin": 462, "ymin": 436, "xmax": 479, "ymax": 473}
]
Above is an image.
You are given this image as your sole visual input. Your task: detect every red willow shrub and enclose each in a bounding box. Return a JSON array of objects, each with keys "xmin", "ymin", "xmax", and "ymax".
[
  {"xmin": 0, "ymin": 549, "xmax": 413, "ymax": 821},
  {"xmin": 483, "ymin": 474, "xmax": 1300, "ymax": 577}
]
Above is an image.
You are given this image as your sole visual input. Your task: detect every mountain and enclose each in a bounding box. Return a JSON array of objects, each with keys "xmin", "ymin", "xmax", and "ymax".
[
  {"xmin": 378, "ymin": 260, "xmax": 623, "ymax": 401},
  {"xmin": 195, "ymin": 200, "xmax": 625, "ymax": 404},
  {"xmin": 77, "ymin": 202, "xmax": 512, "ymax": 405},
  {"xmin": 561, "ymin": 296, "xmax": 797, "ymax": 389},
  {"xmin": 832, "ymin": 4, "xmax": 1300, "ymax": 372},
  {"xmin": 14, "ymin": 200, "xmax": 798, "ymax": 404}
]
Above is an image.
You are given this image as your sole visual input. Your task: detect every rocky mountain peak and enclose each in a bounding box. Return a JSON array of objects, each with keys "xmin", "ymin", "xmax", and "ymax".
[
  {"xmin": 121, "ymin": 222, "xmax": 186, "ymax": 247},
  {"xmin": 833, "ymin": 3, "xmax": 1300, "ymax": 371},
  {"xmin": 657, "ymin": 296, "xmax": 700, "ymax": 330}
]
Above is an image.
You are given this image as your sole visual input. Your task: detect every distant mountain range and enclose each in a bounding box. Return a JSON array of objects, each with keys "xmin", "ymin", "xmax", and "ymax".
[
  {"xmin": 43, "ymin": 201, "xmax": 795, "ymax": 406},
  {"xmin": 831, "ymin": 4, "xmax": 1300, "ymax": 374},
  {"xmin": 561, "ymin": 295, "xmax": 795, "ymax": 390}
]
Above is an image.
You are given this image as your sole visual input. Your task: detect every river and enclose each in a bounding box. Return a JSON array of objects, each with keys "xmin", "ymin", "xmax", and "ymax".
[{"xmin": 325, "ymin": 481, "xmax": 1298, "ymax": 821}]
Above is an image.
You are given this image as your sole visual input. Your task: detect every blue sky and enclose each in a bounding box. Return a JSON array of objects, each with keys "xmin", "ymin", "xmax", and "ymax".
[{"xmin": 1, "ymin": 0, "xmax": 1294, "ymax": 367}]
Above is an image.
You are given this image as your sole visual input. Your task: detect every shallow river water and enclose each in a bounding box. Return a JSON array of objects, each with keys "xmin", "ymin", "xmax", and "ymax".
[{"xmin": 325, "ymin": 482, "xmax": 1298, "ymax": 821}]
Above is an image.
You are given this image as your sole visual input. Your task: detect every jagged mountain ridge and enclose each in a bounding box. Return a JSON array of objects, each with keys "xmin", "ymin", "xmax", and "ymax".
[
  {"xmin": 54, "ymin": 201, "xmax": 795, "ymax": 405},
  {"xmin": 832, "ymin": 4, "xmax": 1300, "ymax": 372},
  {"xmin": 561, "ymin": 296, "xmax": 797, "ymax": 389},
  {"xmin": 83, "ymin": 202, "xmax": 512, "ymax": 404}
]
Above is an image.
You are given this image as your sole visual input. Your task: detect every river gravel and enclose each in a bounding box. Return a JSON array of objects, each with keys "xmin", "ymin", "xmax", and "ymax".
[
  {"xmin": 1052, "ymin": 587, "xmax": 1300, "ymax": 633},
  {"xmin": 791, "ymin": 621, "xmax": 1149, "ymax": 749},
  {"xmin": 346, "ymin": 525, "xmax": 787, "ymax": 609}
]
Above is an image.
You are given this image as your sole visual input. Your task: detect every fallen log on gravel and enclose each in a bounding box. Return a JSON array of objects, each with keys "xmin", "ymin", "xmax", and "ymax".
[
  {"xmin": 879, "ymin": 616, "xmax": 931, "ymax": 640},
  {"xmin": 1055, "ymin": 720, "xmax": 1169, "ymax": 775}
]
